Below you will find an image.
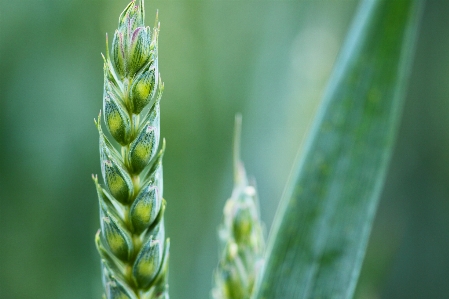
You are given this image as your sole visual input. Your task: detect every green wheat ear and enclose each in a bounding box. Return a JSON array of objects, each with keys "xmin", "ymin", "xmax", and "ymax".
[
  {"xmin": 212, "ymin": 115, "xmax": 265, "ymax": 299},
  {"xmin": 93, "ymin": 1, "xmax": 169, "ymax": 298}
]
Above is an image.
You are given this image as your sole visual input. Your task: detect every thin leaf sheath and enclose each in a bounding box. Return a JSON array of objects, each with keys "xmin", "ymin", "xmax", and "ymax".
[
  {"xmin": 93, "ymin": 1, "xmax": 169, "ymax": 299},
  {"xmin": 254, "ymin": 0, "xmax": 422, "ymax": 298},
  {"xmin": 213, "ymin": 115, "xmax": 265, "ymax": 299}
]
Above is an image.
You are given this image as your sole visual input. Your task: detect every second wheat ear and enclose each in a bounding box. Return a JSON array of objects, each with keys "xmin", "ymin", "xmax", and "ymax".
[
  {"xmin": 213, "ymin": 115, "xmax": 265, "ymax": 299},
  {"xmin": 93, "ymin": 1, "xmax": 169, "ymax": 298}
]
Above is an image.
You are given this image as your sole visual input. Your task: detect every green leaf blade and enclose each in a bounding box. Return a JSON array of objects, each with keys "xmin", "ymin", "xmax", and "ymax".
[{"xmin": 254, "ymin": 0, "xmax": 423, "ymax": 298}]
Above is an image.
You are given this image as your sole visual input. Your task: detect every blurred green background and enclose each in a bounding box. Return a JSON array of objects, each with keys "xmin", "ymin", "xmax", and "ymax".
[{"xmin": 0, "ymin": 0, "xmax": 448, "ymax": 298}]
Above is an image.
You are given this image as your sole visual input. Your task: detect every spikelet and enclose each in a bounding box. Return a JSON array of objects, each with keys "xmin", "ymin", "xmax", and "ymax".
[
  {"xmin": 212, "ymin": 115, "xmax": 265, "ymax": 299},
  {"xmin": 93, "ymin": 1, "xmax": 169, "ymax": 298}
]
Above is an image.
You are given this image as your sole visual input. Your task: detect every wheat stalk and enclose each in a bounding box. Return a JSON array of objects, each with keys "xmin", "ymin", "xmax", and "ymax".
[
  {"xmin": 212, "ymin": 115, "xmax": 265, "ymax": 299},
  {"xmin": 92, "ymin": 1, "xmax": 169, "ymax": 298}
]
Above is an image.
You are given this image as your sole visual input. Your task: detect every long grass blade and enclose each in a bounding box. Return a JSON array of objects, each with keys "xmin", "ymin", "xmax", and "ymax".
[{"xmin": 254, "ymin": 0, "xmax": 423, "ymax": 298}]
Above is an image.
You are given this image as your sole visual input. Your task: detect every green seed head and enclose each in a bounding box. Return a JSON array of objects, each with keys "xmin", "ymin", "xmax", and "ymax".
[
  {"xmin": 96, "ymin": 117, "xmax": 134, "ymax": 203},
  {"xmin": 112, "ymin": 0, "xmax": 155, "ymax": 79},
  {"xmin": 128, "ymin": 26, "xmax": 152, "ymax": 77},
  {"xmin": 129, "ymin": 60, "xmax": 157, "ymax": 114},
  {"xmin": 96, "ymin": 230, "xmax": 127, "ymax": 282},
  {"xmin": 232, "ymin": 204, "xmax": 253, "ymax": 244},
  {"xmin": 130, "ymin": 184, "xmax": 161, "ymax": 234},
  {"xmin": 129, "ymin": 108, "xmax": 160, "ymax": 173},
  {"xmin": 100, "ymin": 154, "xmax": 133, "ymax": 204},
  {"xmin": 100, "ymin": 208, "xmax": 133, "ymax": 261},
  {"xmin": 111, "ymin": 30, "xmax": 127, "ymax": 79},
  {"xmin": 133, "ymin": 237, "xmax": 163, "ymax": 288},
  {"xmin": 103, "ymin": 89, "xmax": 131, "ymax": 146}
]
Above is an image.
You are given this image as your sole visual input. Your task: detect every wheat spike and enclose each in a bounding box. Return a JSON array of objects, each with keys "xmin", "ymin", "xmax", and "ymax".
[
  {"xmin": 212, "ymin": 115, "xmax": 265, "ymax": 299},
  {"xmin": 93, "ymin": 1, "xmax": 169, "ymax": 298}
]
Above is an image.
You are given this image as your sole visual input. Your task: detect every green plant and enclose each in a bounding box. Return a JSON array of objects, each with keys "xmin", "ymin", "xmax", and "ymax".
[
  {"xmin": 93, "ymin": 1, "xmax": 169, "ymax": 298},
  {"xmin": 93, "ymin": 0, "xmax": 423, "ymax": 298},
  {"xmin": 212, "ymin": 115, "xmax": 265, "ymax": 299}
]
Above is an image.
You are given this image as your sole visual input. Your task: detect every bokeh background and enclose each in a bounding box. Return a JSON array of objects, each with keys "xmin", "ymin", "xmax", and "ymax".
[{"xmin": 1, "ymin": 0, "xmax": 448, "ymax": 298}]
